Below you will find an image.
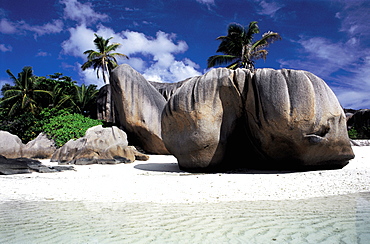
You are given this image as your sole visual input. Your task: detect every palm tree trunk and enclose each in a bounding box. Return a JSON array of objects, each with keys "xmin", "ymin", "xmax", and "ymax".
[{"xmin": 241, "ymin": 45, "xmax": 246, "ymax": 68}]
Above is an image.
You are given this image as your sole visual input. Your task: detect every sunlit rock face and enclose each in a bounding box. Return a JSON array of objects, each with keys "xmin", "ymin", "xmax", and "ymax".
[
  {"xmin": 110, "ymin": 64, "xmax": 169, "ymax": 154},
  {"xmin": 161, "ymin": 68, "xmax": 354, "ymax": 172},
  {"xmin": 51, "ymin": 125, "xmax": 149, "ymax": 165}
]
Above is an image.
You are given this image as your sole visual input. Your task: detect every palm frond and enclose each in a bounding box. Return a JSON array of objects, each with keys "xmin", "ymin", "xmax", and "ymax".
[
  {"xmin": 106, "ymin": 43, "xmax": 121, "ymax": 53},
  {"xmin": 6, "ymin": 69, "xmax": 17, "ymax": 83},
  {"xmin": 81, "ymin": 60, "xmax": 94, "ymax": 70},
  {"xmin": 250, "ymin": 49, "xmax": 269, "ymax": 61},
  {"xmin": 109, "ymin": 52, "xmax": 129, "ymax": 59},
  {"xmin": 226, "ymin": 61, "xmax": 241, "ymax": 70},
  {"xmin": 246, "ymin": 21, "xmax": 259, "ymax": 41},
  {"xmin": 252, "ymin": 31, "xmax": 282, "ymax": 50},
  {"xmin": 83, "ymin": 49, "xmax": 95, "ymax": 55},
  {"xmin": 207, "ymin": 54, "xmax": 239, "ymax": 68}
]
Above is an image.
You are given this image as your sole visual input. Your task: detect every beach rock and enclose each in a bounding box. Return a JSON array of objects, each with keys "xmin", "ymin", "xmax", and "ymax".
[
  {"xmin": 162, "ymin": 68, "xmax": 354, "ymax": 171},
  {"xmin": 128, "ymin": 146, "xmax": 150, "ymax": 161},
  {"xmin": 149, "ymin": 80, "xmax": 187, "ymax": 101},
  {"xmin": 51, "ymin": 125, "xmax": 148, "ymax": 165},
  {"xmin": 23, "ymin": 133, "xmax": 56, "ymax": 159},
  {"xmin": 0, "ymin": 131, "xmax": 24, "ymax": 158},
  {"xmin": 110, "ymin": 64, "xmax": 169, "ymax": 154},
  {"xmin": 244, "ymin": 69, "xmax": 354, "ymax": 169},
  {"xmin": 96, "ymin": 84, "xmax": 116, "ymax": 123},
  {"xmin": 162, "ymin": 68, "xmax": 247, "ymax": 171},
  {"xmin": 0, "ymin": 155, "xmax": 74, "ymax": 175}
]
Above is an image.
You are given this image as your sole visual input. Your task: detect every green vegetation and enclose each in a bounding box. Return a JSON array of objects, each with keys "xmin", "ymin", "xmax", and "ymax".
[
  {"xmin": 348, "ymin": 127, "xmax": 370, "ymax": 139},
  {"xmin": 43, "ymin": 113, "xmax": 103, "ymax": 147},
  {"xmin": 2, "ymin": 66, "xmax": 52, "ymax": 116},
  {"xmin": 81, "ymin": 34, "xmax": 128, "ymax": 84},
  {"xmin": 207, "ymin": 21, "xmax": 281, "ymax": 70},
  {"xmin": 0, "ymin": 67, "xmax": 101, "ymax": 144},
  {"xmin": 348, "ymin": 128, "xmax": 360, "ymax": 139}
]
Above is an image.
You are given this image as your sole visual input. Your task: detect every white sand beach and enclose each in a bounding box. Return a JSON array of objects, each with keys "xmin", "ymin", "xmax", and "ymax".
[{"xmin": 0, "ymin": 146, "xmax": 369, "ymax": 203}]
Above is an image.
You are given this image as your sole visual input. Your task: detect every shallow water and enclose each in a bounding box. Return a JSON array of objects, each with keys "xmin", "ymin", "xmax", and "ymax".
[{"xmin": 0, "ymin": 193, "xmax": 369, "ymax": 244}]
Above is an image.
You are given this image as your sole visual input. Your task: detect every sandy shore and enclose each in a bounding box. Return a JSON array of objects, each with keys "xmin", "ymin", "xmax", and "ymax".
[{"xmin": 0, "ymin": 146, "xmax": 369, "ymax": 203}]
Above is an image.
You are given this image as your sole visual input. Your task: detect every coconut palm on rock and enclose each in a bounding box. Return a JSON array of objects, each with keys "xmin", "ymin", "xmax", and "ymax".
[
  {"xmin": 207, "ymin": 21, "xmax": 281, "ymax": 71},
  {"xmin": 81, "ymin": 34, "xmax": 128, "ymax": 84}
]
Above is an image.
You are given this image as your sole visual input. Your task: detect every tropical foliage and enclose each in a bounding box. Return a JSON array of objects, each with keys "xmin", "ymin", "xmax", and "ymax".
[
  {"xmin": 207, "ymin": 21, "xmax": 281, "ymax": 70},
  {"xmin": 0, "ymin": 67, "xmax": 101, "ymax": 143},
  {"xmin": 42, "ymin": 113, "xmax": 103, "ymax": 147},
  {"xmin": 0, "ymin": 66, "xmax": 51, "ymax": 116},
  {"xmin": 81, "ymin": 34, "xmax": 128, "ymax": 84}
]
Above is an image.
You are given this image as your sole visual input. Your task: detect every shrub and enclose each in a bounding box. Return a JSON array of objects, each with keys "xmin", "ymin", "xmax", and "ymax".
[
  {"xmin": 348, "ymin": 128, "xmax": 359, "ymax": 139},
  {"xmin": 43, "ymin": 113, "xmax": 103, "ymax": 147}
]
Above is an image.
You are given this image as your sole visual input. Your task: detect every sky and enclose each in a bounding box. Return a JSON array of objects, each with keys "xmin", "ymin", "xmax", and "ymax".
[{"xmin": 0, "ymin": 0, "xmax": 369, "ymax": 109}]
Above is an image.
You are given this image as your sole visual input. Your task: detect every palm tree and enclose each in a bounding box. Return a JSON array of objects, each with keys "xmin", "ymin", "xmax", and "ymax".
[
  {"xmin": 73, "ymin": 84, "xmax": 98, "ymax": 116},
  {"xmin": 49, "ymin": 84, "xmax": 73, "ymax": 110},
  {"xmin": 81, "ymin": 34, "xmax": 128, "ymax": 84},
  {"xmin": 207, "ymin": 21, "xmax": 281, "ymax": 71},
  {"xmin": 0, "ymin": 66, "xmax": 51, "ymax": 116}
]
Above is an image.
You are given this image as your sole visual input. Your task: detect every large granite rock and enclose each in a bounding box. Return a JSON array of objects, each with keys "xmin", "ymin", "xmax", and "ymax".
[
  {"xmin": 149, "ymin": 80, "xmax": 187, "ymax": 101},
  {"xmin": 162, "ymin": 68, "xmax": 354, "ymax": 171},
  {"xmin": 110, "ymin": 64, "xmax": 169, "ymax": 154},
  {"xmin": 162, "ymin": 68, "xmax": 246, "ymax": 171},
  {"xmin": 0, "ymin": 131, "xmax": 24, "ymax": 158},
  {"xmin": 96, "ymin": 84, "xmax": 115, "ymax": 123},
  {"xmin": 51, "ymin": 125, "xmax": 148, "ymax": 165}
]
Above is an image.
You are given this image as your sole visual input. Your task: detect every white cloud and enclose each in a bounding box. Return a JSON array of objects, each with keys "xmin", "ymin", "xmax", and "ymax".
[
  {"xmin": 76, "ymin": 62, "xmax": 106, "ymax": 87},
  {"xmin": 61, "ymin": 24, "xmax": 96, "ymax": 58},
  {"xmin": 60, "ymin": 0, "xmax": 108, "ymax": 25},
  {"xmin": 0, "ymin": 18, "xmax": 17, "ymax": 34},
  {"xmin": 0, "ymin": 80, "xmax": 10, "ymax": 91},
  {"xmin": 21, "ymin": 19, "xmax": 64, "ymax": 37},
  {"xmin": 62, "ymin": 24, "xmax": 202, "ymax": 85},
  {"xmin": 254, "ymin": 0, "xmax": 284, "ymax": 17},
  {"xmin": 36, "ymin": 51, "xmax": 51, "ymax": 57},
  {"xmin": 0, "ymin": 43, "xmax": 12, "ymax": 52},
  {"xmin": 196, "ymin": 0, "xmax": 215, "ymax": 6},
  {"xmin": 282, "ymin": 36, "xmax": 357, "ymax": 77},
  {"xmin": 0, "ymin": 18, "xmax": 63, "ymax": 37},
  {"xmin": 336, "ymin": 0, "xmax": 370, "ymax": 40}
]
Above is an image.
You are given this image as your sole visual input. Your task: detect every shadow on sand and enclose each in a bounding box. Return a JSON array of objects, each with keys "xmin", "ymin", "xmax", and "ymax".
[
  {"xmin": 134, "ymin": 163, "xmax": 184, "ymax": 173},
  {"xmin": 134, "ymin": 162, "xmax": 300, "ymax": 174}
]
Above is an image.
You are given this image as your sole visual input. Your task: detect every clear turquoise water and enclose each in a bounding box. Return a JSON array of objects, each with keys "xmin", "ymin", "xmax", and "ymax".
[{"xmin": 1, "ymin": 193, "xmax": 369, "ymax": 243}]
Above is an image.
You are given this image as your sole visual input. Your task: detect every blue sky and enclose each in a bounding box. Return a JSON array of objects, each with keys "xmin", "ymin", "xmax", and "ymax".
[{"xmin": 0, "ymin": 0, "xmax": 369, "ymax": 109}]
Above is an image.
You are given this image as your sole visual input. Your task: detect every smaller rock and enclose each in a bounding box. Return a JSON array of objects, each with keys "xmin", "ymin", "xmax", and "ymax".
[
  {"xmin": 51, "ymin": 125, "xmax": 149, "ymax": 165},
  {"xmin": 128, "ymin": 146, "xmax": 150, "ymax": 161},
  {"xmin": 0, "ymin": 155, "xmax": 74, "ymax": 175},
  {"xmin": 0, "ymin": 131, "xmax": 24, "ymax": 158},
  {"xmin": 23, "ymin": 133, "xmax": 56, "ymax": 159}
]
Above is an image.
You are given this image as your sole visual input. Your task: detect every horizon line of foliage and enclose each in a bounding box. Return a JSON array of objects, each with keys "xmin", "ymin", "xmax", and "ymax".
[{"xmin": 0, "ymin": 66, "xmax": 102, "ymax": 143}]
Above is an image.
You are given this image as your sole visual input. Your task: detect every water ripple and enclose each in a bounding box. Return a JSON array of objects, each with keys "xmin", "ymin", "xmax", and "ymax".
[{"xmin": 0, "ymin": 193, "xmax": 369, "ymax": 243}]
